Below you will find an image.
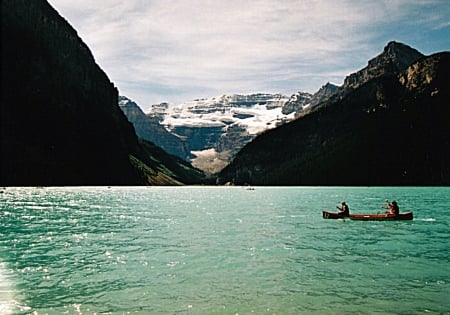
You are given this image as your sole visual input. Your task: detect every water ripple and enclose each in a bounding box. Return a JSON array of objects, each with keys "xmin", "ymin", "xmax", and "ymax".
[{"xmin": 0, "ymin": 186, "xmax": 449, "ymax": 314}]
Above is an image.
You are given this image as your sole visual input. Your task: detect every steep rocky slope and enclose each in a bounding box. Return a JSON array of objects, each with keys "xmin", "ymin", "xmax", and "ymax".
[
  {"xmin": 282, "ymin": 82, "xmax": 339, "ymax": 116},
  {"xmin": 119, "ymin": 96, "xmax": 190, "ymax": 159},
  {"xmin": 1, "ymin": 0, "xmax": 203, "ymax": 185},
  {"xmin": 218, "ymin": 44, "xmax": 450, "ymax": 185},
  {"xmin": 342, "ymin": 41, "xmax": 424, "ymax": 90}
]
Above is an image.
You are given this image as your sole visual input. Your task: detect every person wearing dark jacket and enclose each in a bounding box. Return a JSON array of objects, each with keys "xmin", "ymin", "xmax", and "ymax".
[
  {"xmin": 337, "ymin": 202, "xmax": 350, "ymax": 216},
  {"xmin": 387, "ymin": 200, "xmax": 399, "ymax": 215}
]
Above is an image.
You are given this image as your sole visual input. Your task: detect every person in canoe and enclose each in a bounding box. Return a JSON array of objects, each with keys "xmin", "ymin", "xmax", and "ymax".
[
  {"xmin": 336, "ymin": 202, "xmax": 350, "ymax": 217},
  {"xmin": 385, "ymin": 200, "xmax": 399, "ymax": 216}
]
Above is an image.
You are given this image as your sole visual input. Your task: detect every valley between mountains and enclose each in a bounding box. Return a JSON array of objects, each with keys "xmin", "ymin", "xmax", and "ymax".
[
  {"xmin": 1, "ymin": 0, "xmax": 449, "ymax": 186},
  {"xmin": 119, "ymin": 85, "xmax": 338, "ymax": 175},
  {"xmin": 120, "ymin": 41, "xmax": 450, "ymax": 185}
]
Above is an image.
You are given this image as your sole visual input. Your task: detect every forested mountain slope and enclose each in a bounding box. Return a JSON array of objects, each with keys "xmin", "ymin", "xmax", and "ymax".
[{"xmin": 218, "ymin": 46, "xmax": 450, "ymax": 186}]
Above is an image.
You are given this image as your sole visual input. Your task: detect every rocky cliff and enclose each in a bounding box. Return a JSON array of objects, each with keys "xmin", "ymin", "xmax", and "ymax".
[
  {"xmin": 1, "ymin": 0, "xmax": 203, "ymax": 185},
  {"xmin": 218, "ymin": 44, "xmax": 450, "ymax": 185},
  {"xmin": 119, "ymin": 96, "xmax": 190, "ymax": 159},
  {"xmin": 342, "ymin": 41, "xmax": 424, "ymax": 90},
  {"xmin": 281, "ymin": 42, "xmax": 424, "ymax": 118},
  {"xmin": 281, "ymin": 82, "xmax": 339, "ymax": 116}
]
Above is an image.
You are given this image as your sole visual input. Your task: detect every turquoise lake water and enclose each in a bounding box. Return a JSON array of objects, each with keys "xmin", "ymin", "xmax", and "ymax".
[{"xmin": 0, "ymin": 186, "xmax": 449, "ymax": 314}]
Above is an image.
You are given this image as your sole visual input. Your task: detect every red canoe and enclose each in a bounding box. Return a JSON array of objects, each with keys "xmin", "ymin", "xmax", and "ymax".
[{"xmin": 322, "ymin": 210, "xmax": 413, "ymax": 221}]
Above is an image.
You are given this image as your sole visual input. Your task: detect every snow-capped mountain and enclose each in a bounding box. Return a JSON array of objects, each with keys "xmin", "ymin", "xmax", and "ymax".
[
  {"xmin": 120, "ymin": 86, "xmax": 344, "ymax": 174},
  {"xmin": 150, "ymin": 93, "xmax": 293, "ymax": 135},
  {"xmin": 124, "ymin": 93, "xmax": 295, "ymax": 173}
]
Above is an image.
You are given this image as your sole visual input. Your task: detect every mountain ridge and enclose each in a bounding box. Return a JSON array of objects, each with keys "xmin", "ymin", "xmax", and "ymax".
[
  {"xmin": 119, "ymin": 96, "xmax": 190, "ymax": 159},
  {"xmin": 217, "ymin": 44, "xmax": 450, "ymax": 185},
  {"xmin": 1, "ymin": 0, "xmax": 204, "ymax": 186},
  {"xmin": 342, "ymin": 41, "xmax": 425, "ymax": 90}
]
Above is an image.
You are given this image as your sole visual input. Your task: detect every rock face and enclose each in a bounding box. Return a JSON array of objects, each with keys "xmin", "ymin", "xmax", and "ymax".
[
  {"xmin": 308, "ymin": 82, "xmax": 340, "ymax": 108},
  {"xmin": 218, "ymin": 44, "xmax": 450, "ymax": 185},
  {"xmin": 282, "ymin": 82, "xmax": 339, "ymax": 116},
  {"xmin": 119, "ymin": 96, "xmax": 189, "ymax": 159},
  {"xmin": 1, "ymin": 0, "xmax": 203, "ymax": 185},
  {"xmin": 281, "ymin": 92, "xmax": 313, "ymax": 115},
  {"xmin": 343, "ymin": 41, "xmax": 424, "ymax": 90}
]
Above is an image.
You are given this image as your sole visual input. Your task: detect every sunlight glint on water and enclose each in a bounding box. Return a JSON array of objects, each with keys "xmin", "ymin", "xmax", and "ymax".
[
  {"xmin": 0, "ymin": 262, "xmax": 16, "ymax": 315},
  {"xmin": 0, "ymin": 186, "xmax": 449, "ymax": 314}
]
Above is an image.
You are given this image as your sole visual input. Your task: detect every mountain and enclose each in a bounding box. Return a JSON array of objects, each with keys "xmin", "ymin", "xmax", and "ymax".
[
  {"xmin": 217, "ymin": 43, "xmax": 450, "ymax": 185},
  {"xmin": 118, "ymin": 96, "xmax": 190, "ymax": 159},
  {"xmin": 281, "ymin": 82, "xmax": 339, "ymax": 116},
  {"xmin": 144, "ymin": 93, "xmax": 295, "ymax": 173},
  {"xmin": 0, "ymin": 0, "xmax": 204, "ymax": 186},
  {"xmin": 123, "ymin": 85, "xmax": 343, "ymax": 174},
  {"xmin": 282, "ymin": 42, "xmax": 423, "ymax": 118},
  {"xmin": 342, "ymin": 41, "xmax": 424, "ymax": 90}
]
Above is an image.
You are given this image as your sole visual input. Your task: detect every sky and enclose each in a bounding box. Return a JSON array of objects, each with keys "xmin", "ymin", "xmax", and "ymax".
[{"xmin": 47, "ymin": 0, "xmax": 449, "ymax": 111}]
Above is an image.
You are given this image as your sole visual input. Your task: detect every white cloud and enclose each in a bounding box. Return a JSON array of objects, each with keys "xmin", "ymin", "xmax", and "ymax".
[{"xmin": 48, "ymin": 0, "xmax": 450, "ymax": 110}]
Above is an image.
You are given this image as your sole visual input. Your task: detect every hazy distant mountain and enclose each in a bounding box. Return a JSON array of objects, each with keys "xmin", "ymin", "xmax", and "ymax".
[
  {"xmin": 142, "ymin": 94, "xmax": 295, "ymax": 173},
  {"xmin": 1, "ymin": 0, "xmax": 204, "ymax": 185},
  {"xmin": 218, "ymin": 42, "xmax": 450, "ymax": 185}
]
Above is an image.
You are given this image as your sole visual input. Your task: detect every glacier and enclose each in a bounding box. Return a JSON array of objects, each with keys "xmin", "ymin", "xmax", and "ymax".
[
  {"xmin": 149, "ymin": 93, "xmax": 295, "ymax": 135},
  {"xmin": 120, "ymin": 84, "xmax": 340, "ymax": 174}
]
